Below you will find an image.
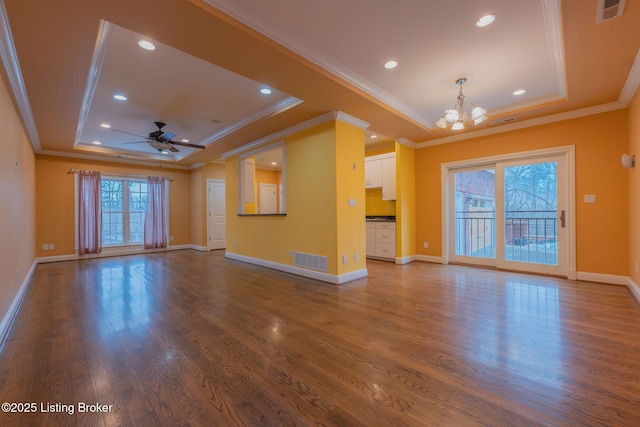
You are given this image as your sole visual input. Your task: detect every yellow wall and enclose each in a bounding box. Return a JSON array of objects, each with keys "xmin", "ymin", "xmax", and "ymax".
[
  {"xmin": 0, "ymin": 72, "xmax": 36, "ymax": 326},
  {"xmin": 365, "ymin": 189, "xmax": 396, "ymax": 215},
  {"xmin": 35, "ymin": 156, "xmax": 192, "ymax": 257},
  {"xmin": 226, "ymin": 119, "xmax": 366, "ymax": 277},
  {"xmin": 396, "ymin": 142, "xmax": 416, "ymax": 259},
  {"xmin": 335, "ymin": 120, "xmax": 366, "ymax": 275},
  {"xmin": 416, "ymin": 110, "xmax": 629, "ymax": 276},
  {"xmin": 629, "ymin": 91, "xmax": 640, "ymax": 285}
]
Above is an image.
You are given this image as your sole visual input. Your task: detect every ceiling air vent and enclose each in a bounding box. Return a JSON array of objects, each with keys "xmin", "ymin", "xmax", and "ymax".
[
  {"xmin": 597, "ymin": 0, "xmax": 625, "ymax": 23},
  {"xmin": 491, "ymin": 117, "xmax": 517, "ymax": 126}
]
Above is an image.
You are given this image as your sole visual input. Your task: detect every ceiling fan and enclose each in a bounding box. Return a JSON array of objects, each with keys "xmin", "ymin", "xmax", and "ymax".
[{"xmin": 118, "ymin": 121, "xmax": 206, "ymax": 152}]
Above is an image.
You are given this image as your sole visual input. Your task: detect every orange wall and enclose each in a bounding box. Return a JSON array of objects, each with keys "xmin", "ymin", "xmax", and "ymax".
[
  {"xmin": 0, "ymin": 72, "xmax": 36, "ymax": 326},
  {"xmin": 35, "ymin": 156, "xmax": 192, "ymax": 257},
  {"xmin": 416, "ymin": 110, "xmax": 629, "ymax": 276},
  {"xmin": 629, "ymin": 91, "xmax": 640, "ymax": 285}
]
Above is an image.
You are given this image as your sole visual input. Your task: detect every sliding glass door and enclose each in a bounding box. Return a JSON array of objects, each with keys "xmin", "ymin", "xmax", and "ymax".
[
  {"xmin": 449, "ymin": 155, "xmax": 568, "ymax": 276},
  {"xmin": 496, "ymin": 157, "xmax": 567, "ymax": 275}
]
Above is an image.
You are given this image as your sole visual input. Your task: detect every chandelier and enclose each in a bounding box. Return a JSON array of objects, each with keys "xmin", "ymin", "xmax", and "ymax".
[{"xmin": 435, "ymin": 78, "xmax": 487, "ymax": 130}]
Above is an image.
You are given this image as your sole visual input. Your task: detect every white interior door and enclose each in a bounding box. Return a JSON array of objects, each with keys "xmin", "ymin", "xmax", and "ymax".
[
  {"xmin": 260, "ymin": 183, "xmax": 277, "ymax": 214},
  {"xmin": 207, "ymin": 179, "xmax": 226, "ymax": 250}
]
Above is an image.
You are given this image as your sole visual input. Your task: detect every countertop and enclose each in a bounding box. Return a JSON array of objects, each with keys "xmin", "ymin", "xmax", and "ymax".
[{"xmin": 365, "ymin": 216, "xmax": 396, "ymax": 222}]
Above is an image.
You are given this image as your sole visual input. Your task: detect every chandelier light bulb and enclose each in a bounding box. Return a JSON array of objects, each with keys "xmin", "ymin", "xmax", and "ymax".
[{"xmin": 436, "ymin": 78, "xmax": 487, "ymax": 131}]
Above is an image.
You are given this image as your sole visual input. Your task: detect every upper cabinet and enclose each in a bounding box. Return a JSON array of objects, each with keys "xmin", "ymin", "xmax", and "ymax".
[
  {"xmin": 365, "ymin": 153, "xmax": 396, "ymax": 200},
  {"xmin": 381, "ymin": 156, "xmax": 396, "ymax": 200},
  {"xmin": 365, "ymin": 157, "xmax": 382, "ymax": 188}
]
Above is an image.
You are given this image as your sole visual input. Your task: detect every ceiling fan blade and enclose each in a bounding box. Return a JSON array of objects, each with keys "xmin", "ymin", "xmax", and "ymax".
[{"xmin": 171, "ymin": 140, "xmax": 206, "ymax": 150}]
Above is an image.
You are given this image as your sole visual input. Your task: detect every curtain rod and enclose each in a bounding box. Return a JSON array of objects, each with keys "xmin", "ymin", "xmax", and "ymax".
[{"xmin": 68, "ymin": 169, "xmax": 173, "ymax": 182}]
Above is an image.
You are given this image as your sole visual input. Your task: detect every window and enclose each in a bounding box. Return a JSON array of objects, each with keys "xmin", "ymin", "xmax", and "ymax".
[
  {"xmin": 238, "ymin": 142, "xmax": 285, "ymax": 215},
  {"xmin": 101, "ymin": 178, "xmax": 148, "ymax": 246}
]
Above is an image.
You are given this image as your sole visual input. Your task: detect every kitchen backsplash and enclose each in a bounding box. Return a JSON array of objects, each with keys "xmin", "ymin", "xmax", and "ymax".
[{"xmin": 365, "ymin": 188, "xmax": 396, "ymax": 216}]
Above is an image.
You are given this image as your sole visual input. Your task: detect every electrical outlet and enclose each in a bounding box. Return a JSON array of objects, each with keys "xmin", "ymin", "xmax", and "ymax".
[
  {"xmin": 354, "ymin": 253, "xmax": 358, "ymax": 262},
  {"xmin": 169, "ymin": 236, "xmax": 174, "ymax": 242},
  {"xmin": 424, "ymin": 242, "xmax": 429, "ymax": 249},
  {"xmin": 42, "ymin": 244, "xmax": 48, "ymax": 251},
  {"xmin": 289, "ymin": 249, "xmax": 293, "ymax": 257},
  {"xmin": 584, "ymin": 194, "xmax": 596, "ymax": 203},
  {"xmin": 48, "ymin": 244, "xmax": 54, "ymax": 250},
  {"xmin": 342, "ymin": 255, "xmax": 347, "ymax": 264},
  {"xmin": 636, "ymin": 261, "xmax": 638, "ymax": 273}
]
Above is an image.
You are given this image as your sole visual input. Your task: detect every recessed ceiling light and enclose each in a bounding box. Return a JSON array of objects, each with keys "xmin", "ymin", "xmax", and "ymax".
[
  {"xmin": 161, "ymin": 150, "xmax": 170, "ymax": 154},
  {"xmin": 260, "ymin": 88, "xmax": 272, "ymax": 95},
  {"xmin": 181, "ymin": 139, "xmax": 189, "ymax": 143},
  {"xmin": 476, "ymin": 14, "xmax": 496, "ymax": 27},
  {"xmin": 92, "ymin": 141, "xmax": 102, "ymax": 145},
  {"xmin": 100, "ymin": 123, "xmax": 111, "ymax": 128},
  {"xmin": 513, "ymin": 89, "xmax": 526, "ymax": 96},
  {"xmin": 138, "ymin": 40, "xmax": 156, "ymax": 51},
  {"xmin": 113, "ymin": 94, "xmax": 127, "ymax": 101},
  {"xmin": 271, "ymin": 162, "xmax": 277, "ymax": 166},
  {"xmin": 370, "ymin": 135, "xmax": 378, "ymax": 139},
  {"xmin": 384, "ymin": 60, "xmax": 398, "ymax": 69}
]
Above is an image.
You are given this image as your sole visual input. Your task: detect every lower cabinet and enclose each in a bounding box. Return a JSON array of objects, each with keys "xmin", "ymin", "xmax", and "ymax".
[{"xmin": 366, "ymin": 221, "xmax": 396, "ymax": 260}]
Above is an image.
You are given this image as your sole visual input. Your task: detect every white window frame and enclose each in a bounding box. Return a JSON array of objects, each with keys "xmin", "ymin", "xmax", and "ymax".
[{"xmin": 74, "ymin": 173, "xmax": 170, "ymax": 251}]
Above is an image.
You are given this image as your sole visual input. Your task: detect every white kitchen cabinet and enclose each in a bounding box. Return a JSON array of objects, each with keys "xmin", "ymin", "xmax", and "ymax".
[
  {"xmin": 365, "ymin": 153, "xmax": 396, "ymax": 200},
  {"xmin": 366, "ymin": 222, "xmax": 377, "ymax": 256},
  {"xmin": 365, "ymin": 158, "xmax": 382, "ymax": 188},
  {"xmin": 366, "ymin": 221, "xmax": 396, "ymax": 260},
  {"xmin": 381, "ymin": 156, "xmax": 396, "ymax": 200}
]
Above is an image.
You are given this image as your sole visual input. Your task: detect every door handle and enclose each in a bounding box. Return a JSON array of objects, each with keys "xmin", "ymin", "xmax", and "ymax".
[{"xmin": 560, "ymin": 210, "xmax": 566, "ymax": 228}]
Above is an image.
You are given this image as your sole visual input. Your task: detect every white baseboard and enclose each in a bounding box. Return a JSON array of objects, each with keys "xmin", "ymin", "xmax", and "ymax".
[
  {"xmin": 37, "ymin": 244, "xmax": 198, "ymax": 264},
  {"xmin": 395, "ymin": 255, "xmax": 417, "ymax": 265},
  {"xmin": 0, "ymin": 258, "xmax": 38, "ymax": 352},
  {"xmin": 576, "ymin": 271, "xmax": 630, "ymax": 286},
  {"xmin": 413, "ymin": 254, "xmax": 444, "ymax": 264},
  {"xmin": 225, "ymin": 252, "xmax": 367, "ymax": 284}
]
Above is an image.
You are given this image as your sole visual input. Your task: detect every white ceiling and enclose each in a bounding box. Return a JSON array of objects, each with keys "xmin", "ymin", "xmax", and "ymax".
[
  {"xmin": 1, "ymin": 0, "xmax": 639, "ymax": 167},
  {"xmin": 75, "ymin": 22, "xmax": 300, "ymax": 162},
  {"xmin": 206, "ymin": 0, "xmax": 564, "ymax": 128}
]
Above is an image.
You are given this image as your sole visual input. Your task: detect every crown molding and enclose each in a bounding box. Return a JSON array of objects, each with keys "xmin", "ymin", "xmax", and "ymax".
[
  {"xmin": 74, "ymin": 20, "xmax": 112, "ymax": 151},
  {"xmin": 0, "ymin": 0, "xmax": 40, "ymax": 150},
  {"xmin": 37, "ymin": 149, "xmax": 192, "ymax": 170},
  {"xmin": 223, "ymin": 110, "xmax": 368, "ymax": 158},
  {"xmin": 619, "ymin": 48, "xmax": 640, "ymax": 106},
  {"xmin": 415, "ymin": 101, "xmax": 626, "ymax": 148}
]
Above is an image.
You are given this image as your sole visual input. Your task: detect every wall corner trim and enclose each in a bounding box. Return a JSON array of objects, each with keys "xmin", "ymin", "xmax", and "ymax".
[
  {"xmin": 224, "ymin": 252, "xmax": 367, "ymax": 284},
  {"xmin": 627, "ymin": 277, "xmax": 640, "ymax": 307}
]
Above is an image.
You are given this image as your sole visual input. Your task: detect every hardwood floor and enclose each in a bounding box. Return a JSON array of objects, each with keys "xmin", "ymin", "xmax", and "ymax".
[{"xmin": 1, "ymin": 250, "xmax": 640, "ymax": 426}]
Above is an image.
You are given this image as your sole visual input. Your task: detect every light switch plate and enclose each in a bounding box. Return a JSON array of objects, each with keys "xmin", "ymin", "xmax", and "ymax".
[{"xmin": 348, "ymin": 198, "xmax": 357, "ymax": 207}]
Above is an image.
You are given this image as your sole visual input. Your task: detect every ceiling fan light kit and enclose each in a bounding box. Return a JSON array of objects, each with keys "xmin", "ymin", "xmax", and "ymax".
[{"xmin": 436, "ymin": 78, "xmax": 487, "ymax": 131}]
